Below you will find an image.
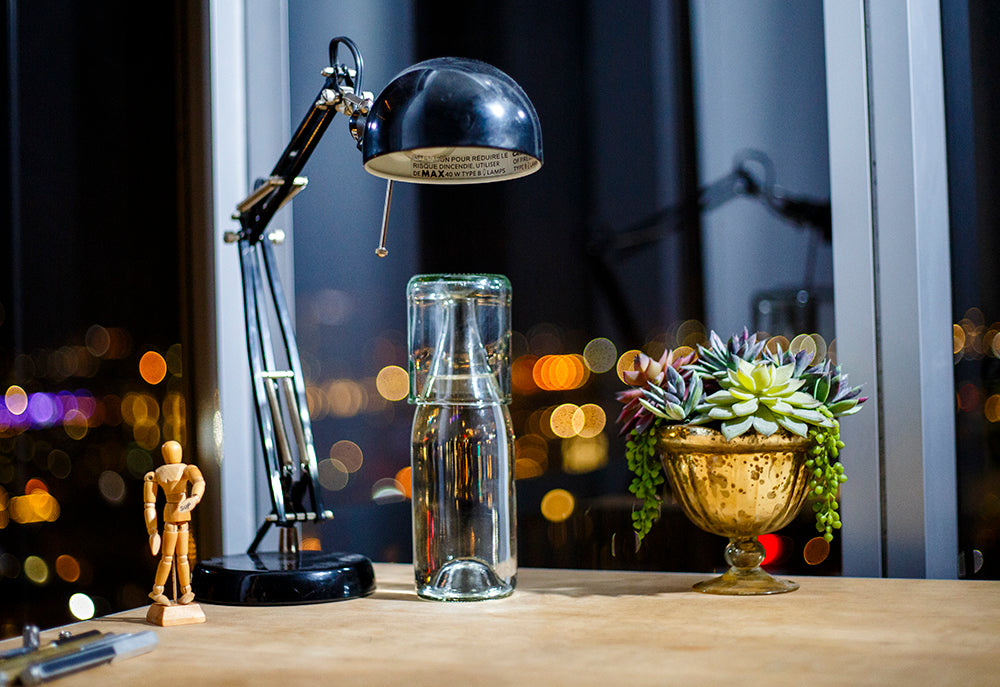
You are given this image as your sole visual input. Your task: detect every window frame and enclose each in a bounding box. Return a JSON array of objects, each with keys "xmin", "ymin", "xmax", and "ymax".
[
  {"xmin": 825, "ymin": 0, "xmax": 958, "ymax": 578},
  {"xmin": 207, "ymin": 0, "xmax": 961, "ymax": 576}
]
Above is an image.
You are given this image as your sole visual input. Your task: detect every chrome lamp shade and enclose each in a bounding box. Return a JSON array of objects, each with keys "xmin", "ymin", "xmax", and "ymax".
[{"xmin": 363, "ymin": 57, "xmax": 543, "ymax": 183}]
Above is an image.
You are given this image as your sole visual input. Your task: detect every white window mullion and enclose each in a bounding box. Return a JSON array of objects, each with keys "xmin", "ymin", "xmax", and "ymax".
[
  {"xmin": 826, "ymin": 0, "xmax": 958, "ymax": 578},
  {"xmin": 868, "ymin": 0, "xmax": 957, "ymax": 579},
  {"xmin": 824, "ymin": 0, "xmax": 884, "ymax": 577},
  {"xmin": 209, "ymin": 0, "xmax": 255, "ymax": 554}
]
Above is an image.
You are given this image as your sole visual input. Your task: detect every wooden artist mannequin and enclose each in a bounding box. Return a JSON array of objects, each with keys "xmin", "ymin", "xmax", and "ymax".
[{"xmin": 144, "ymin": 441, "xmax": 206, "ymax": 625}]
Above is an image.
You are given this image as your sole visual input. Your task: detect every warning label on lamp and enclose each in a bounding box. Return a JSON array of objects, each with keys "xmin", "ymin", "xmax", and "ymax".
[{"xmin": 404, "ymin": 150, "xmax": 540, "ymax": 183}]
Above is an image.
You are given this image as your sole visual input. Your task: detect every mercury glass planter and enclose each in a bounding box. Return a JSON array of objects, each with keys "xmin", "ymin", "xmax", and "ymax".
[{"xmin": 657, "ymin": 425, "xmax": 812, "ymax": 595}]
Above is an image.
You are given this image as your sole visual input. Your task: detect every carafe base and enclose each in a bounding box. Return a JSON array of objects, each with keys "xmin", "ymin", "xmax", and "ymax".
[{"xmin": 416, "ymin": 558, "xmax": 514, "ymax": 601}]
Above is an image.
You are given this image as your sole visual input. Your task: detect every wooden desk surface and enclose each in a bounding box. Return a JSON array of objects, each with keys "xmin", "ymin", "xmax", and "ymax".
[{"xmin": 5, "ymin": 563, "xmax": 999, "ymax": 686}]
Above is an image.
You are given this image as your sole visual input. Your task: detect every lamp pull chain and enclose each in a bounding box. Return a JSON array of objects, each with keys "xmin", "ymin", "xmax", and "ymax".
[{"xmin": 375, "ymin": 179, "xmax": 394, "ymax": 257}]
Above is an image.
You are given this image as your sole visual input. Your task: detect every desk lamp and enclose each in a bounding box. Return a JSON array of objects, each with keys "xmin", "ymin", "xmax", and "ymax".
[{"xmin": 192, "ymin": 36, "xmax": 542, "ymax": 605}]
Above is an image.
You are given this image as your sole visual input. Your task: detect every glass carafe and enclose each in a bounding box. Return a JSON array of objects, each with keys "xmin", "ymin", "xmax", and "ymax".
[{"xmin": 407, "ymin": 274, "xmax": 515, "ymax": 601}]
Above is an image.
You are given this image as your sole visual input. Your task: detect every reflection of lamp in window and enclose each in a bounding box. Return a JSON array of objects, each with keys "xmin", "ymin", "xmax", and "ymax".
[{"xmin": 192, "ymin": 37, "xmax": 542, "ymax": 605}]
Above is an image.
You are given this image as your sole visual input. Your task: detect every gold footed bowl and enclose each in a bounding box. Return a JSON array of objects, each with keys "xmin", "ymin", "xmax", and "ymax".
[{"xmin": 657, "ymin": 425, "xmax": 812, "ymax": 595}]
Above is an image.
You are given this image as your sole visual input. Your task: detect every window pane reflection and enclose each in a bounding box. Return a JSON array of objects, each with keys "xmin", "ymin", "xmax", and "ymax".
[
  {"xmin": 290, "ymin": 2, "xmax": 840, "ymax": 578},
  {"xmin": 943, "ymin": 0, "xmax": 1000, "ymax": 579}
]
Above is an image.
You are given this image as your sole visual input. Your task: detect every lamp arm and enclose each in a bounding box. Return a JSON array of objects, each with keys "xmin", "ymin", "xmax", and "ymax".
[
  {"xmin": 226, "ymin": 37, "xmax": 374, "ymax": 552},
  {"xmin": 232, "ymin": 37, "xmax": 373, "ymax": 245}
]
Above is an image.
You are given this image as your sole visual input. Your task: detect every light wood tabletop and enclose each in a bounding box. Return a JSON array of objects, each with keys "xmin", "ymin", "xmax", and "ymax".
[{"xmin": 4, "ymin": 563, "xmax": 999, "ymax": 686}]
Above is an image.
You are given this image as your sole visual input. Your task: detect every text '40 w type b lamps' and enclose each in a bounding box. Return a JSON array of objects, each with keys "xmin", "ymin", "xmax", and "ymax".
[{"xmin": 191, "ymin": 36, "xmax": 542, "ymax": 604}]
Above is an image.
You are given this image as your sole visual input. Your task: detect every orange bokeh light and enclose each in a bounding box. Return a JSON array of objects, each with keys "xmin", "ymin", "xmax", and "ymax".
[
  {"xmin": 25, "ymin": 479, "xmax": 48, "ymax": 495},
  {"xmin": 540, "ymin": 489, "xmax": 575, "ymax": 523},
  {"xmin": 55, "ymin": 555, "xmax": 81, "ymax": 583},
  {"xmin": 616, "ymin": 350, "xmax": 642, "ymax": 384},
  {"xmin": 10, "ymin": 492, "xmax": 60, "ymax": 523},
  {"xmin": 532, "ymin": 354, "xmax": 589, "ymax": 391},
  {"xmin": 512, "ymin": 355, "xmax": 539, "ymax": 393},
  {"xmin": 394, "ymin": 466, "xmax": 413, "ymax": 500},
  {"xmin": 514, "ymin": 459, "xmax": 544, "ymax": 480},
  {"xmin": 804, "ymin": 536, "xmax": 831, "ymax": 565},
  {"xmin": 139, "ymin": 351, "xmax": 168, "ymax": 385},
  {"xmin": 985, "ymin": 395, "xmax": 1000, "ymax": 423}
]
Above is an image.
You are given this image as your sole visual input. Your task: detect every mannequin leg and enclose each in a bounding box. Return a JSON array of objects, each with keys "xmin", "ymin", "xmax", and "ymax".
[
  {"xmin": 150, "ymin": 523, "xmax": 178, "ymax": 604},
  {"xmin": 176, "ymin": 523, "xmax": 195, "ymax": 604}
]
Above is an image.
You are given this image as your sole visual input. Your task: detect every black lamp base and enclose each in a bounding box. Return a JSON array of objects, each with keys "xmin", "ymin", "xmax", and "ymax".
[{"xmin": 192, "ymin": 551, "xmax": 376, "ymax": 605}]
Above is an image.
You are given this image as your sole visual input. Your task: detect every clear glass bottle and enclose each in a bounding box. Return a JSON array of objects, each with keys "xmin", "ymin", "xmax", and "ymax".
[{"xmin": 407, "ymin": 274, "xmax": 515, "ymax": 600}]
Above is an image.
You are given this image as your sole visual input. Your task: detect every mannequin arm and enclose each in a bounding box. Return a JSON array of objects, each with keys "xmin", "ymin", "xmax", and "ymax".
[
  {"xmin": 178, "ymin": 466, "xmax": 205, "ymax": 513},
  {"xmin": 143, "ymin": 472, "xmax": 160, "ymax": 555}
]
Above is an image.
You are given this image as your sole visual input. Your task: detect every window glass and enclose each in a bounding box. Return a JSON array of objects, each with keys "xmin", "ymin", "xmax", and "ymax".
[
  {"xmin": 288, "ymin": 1, "xmax": 841, "ymax": 577},
  {"xmin": 942, "ymin": 0, "xmax": 1000, "ymax": 580},
  {"xmin": 1, "ymin": 4, "xmax": 192, "ymax": 636}
]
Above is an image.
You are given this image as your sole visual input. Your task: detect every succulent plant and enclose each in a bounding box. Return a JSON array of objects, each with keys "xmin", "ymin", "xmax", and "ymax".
[
  {"xmin": 804, "ymin": 360, "xmax": 868, "ymax": 418},
  {"xmin": 616, "ymin": 348, "xmax": 697, "ymax": 436},
  {"xmin": 688, "ymin": 358, "xmax": 832, "ymax": 440},
  {"xmin": 763, "ymin": 344, "xmax": 816, "ymax": 378},
  {"xmin": 639, "ymin": 366, "xmax": 704, "ymax": 423},
  {"xmin": 615, "ymin": 329, "xmax": 868, "ymax": 546},
  {"xmin": 764, "ymin": 345, "xmax": 867, "ymax": 419},
  {"xmin": 615, "ymin": 348, "xmax": 697, "ymax": 545},
  {"xmin": 686, "ymin": 327, "xmax": 766, "ymax": 385}
]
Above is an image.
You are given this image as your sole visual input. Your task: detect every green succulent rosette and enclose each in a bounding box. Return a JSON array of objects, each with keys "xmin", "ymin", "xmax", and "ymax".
[{"xmin": 688, "ymin": 358, "xmax": 832, "ymax": 439}]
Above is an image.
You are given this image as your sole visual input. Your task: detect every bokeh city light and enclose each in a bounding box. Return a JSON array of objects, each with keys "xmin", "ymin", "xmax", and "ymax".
[
  {"xmin": 139, "ymin": 351, "xmax": 168, "ymax": 385},
  {"xmin": 1, "ymin": 326, "xmax": 188, "ymax": 635},
  {"xmin": 540, "ymin": 488, "xmax": 575, "ymax": 522},
  {"xmin": 68, "ymin": 593, "xmax": 95, "ymax": 620},
  {"xmin": 375, "ymin": 365, "xmax": 409, "ymax": 401}
]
